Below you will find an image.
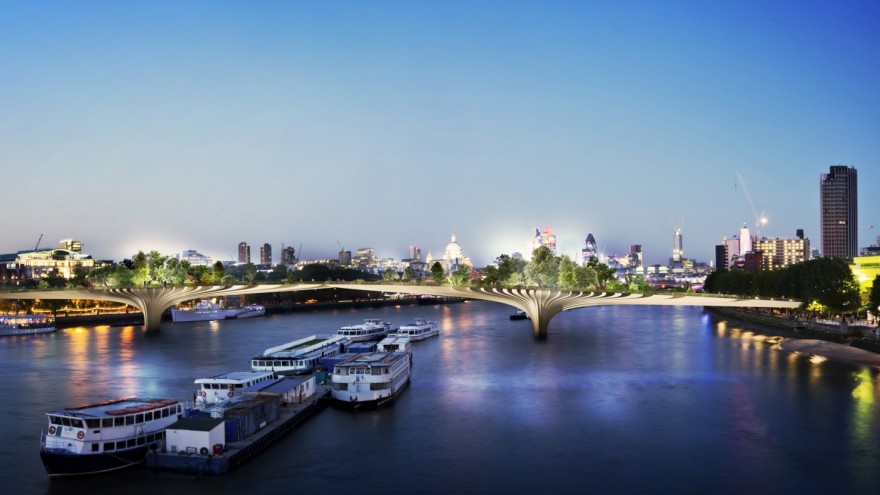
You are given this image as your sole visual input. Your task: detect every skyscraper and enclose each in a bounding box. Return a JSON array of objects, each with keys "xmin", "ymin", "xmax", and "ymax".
[
  {"xmin": 820, "ymin": 165, "xmax": 858, "ymax": 258},
  {"xmin": 581, "ymin": 233, "xmax": 598, "ymax": 266},
  {"xmin": 238, "ymin": 242, "xmax": 250, "ymax": 264},
  {"xmin": 260, "ymin": 243, "xmax": 272, "ymax": 266},
  {"xmin": 672, "ymin": 228, "xmax": 683, "ymax": 262}
]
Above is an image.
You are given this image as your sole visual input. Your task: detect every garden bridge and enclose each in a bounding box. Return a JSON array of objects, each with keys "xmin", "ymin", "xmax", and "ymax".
[{"xmin": 0, "ymin": 284, "xmax": 801, "ymax": 339}]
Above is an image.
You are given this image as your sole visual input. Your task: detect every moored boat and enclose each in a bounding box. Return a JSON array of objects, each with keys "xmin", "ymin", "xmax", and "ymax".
[
  {"xmin": 337, "ymin": 318, "xmax": 397, "ymax": 342},
  {"xmin": 171, "ymin": 300, "xmax": 265, "ymax": 323},
  {"xmin": 193, "ymin": 370, "xmax": 281, "ymax": 407},
  {"xmin": 251, "ymin": 335, "xmax": 351, "ymax": 375},
  {"xmin": 236, "ymin": 304, "xmax": 266, "ymax": 319},
  {"xmin": 330, "ymin": 349, "xmax": 412, "ymax": 408},
  {"xmin": 392, "ymin": 317, "xmax": 438, "ymax": 341},
  {"xmin": 0, "ymin": 314, "xmax": 56, "ymax": 336},
  {"xmin": 39, "ymin": 397, "xmax": 183, "ymax": 478},
  {"xmin": 509, "ymin": 310, "xmax": 530, "ymax": 320}
]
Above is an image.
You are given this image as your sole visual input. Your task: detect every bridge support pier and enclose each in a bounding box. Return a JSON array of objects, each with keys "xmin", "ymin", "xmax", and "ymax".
[{"xmin": 143, "ymin": 307, "xmax": 162, "ymax": 334}]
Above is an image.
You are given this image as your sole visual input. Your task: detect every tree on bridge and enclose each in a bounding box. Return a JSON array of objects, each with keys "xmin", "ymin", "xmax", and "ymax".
[{"xmin": 524, "ymin": 246, "xmax": 559, "ymax": 287}]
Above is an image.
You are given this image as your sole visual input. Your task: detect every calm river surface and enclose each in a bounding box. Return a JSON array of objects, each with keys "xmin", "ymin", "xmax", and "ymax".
[{"xmin": 2, "ymin": 301, "xmax": 879, "ymax": 494}]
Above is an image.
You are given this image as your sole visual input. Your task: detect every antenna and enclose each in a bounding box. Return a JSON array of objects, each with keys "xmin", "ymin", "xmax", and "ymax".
[{"xmin": 735, "ymin": 170, "xmax": 768, "ymax": 238}]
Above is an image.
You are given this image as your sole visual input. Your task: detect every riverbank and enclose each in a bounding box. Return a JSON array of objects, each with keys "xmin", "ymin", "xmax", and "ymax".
[{"xmin": 707, "ymin": 307, "xmax": 880, "ymax": 367}]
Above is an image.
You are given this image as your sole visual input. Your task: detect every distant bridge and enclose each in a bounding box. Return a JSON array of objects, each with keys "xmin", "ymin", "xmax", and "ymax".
[{"xmin": 0, "ymin": 284, "xmax": 801, "ymax": 339}]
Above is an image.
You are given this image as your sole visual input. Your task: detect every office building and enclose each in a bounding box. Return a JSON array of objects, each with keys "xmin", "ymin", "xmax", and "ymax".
[
  {"xmin": 280, "ymin": 245, "xmax": 296, "ymax": 265},
  {"xmin": 753, "ymin": 234, "xmax": 811, "ymax": 271},
  {"xmin": 238, "ymin": 242, "xmax": 250, "ymax": 264},
  {"xmin": 260, "ymin": 243, "xmax": 272, "ymax": 266},
  {"xmin": 820, "ymin": 165, "xmax": 858, "ymax": 258}
]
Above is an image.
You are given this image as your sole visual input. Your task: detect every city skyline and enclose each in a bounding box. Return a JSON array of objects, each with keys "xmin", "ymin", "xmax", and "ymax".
[{"xmin": 2, "ymin": 2, "xmax": 878, "ymax": 266}]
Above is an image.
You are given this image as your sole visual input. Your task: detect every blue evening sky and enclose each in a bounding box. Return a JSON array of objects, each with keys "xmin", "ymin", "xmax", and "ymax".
[{"xmin": 2, "ymin": 1, "xmax": 878, "ymax": 266}]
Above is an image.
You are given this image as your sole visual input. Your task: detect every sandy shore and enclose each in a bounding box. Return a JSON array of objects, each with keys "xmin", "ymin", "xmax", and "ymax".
[{"xmin": 779, "ymin": 339, "xmax": 880, "ymax": 368}]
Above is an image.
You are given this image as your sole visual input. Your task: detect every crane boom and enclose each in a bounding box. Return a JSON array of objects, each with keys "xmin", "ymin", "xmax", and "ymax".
[
  {"xmin": 735, "ymin": 170, "xmax": 768, "ymax": 237},
  {"xmin": 34, "ymin": 234, "xmax": 43, "ymax": 251}
]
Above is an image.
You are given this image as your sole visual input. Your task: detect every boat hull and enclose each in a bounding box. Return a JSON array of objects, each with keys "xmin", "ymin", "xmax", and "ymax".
[
  {"xmin": 40, "ymin": 445, "xmax": 152, "ymax": 478},
  {"xmin": 0, "ymin": 326, "xmax": 56, "ymax": 336},
  {"xmin": 333, "ymin": 376, "xmax": 411, "ymax": 410}
]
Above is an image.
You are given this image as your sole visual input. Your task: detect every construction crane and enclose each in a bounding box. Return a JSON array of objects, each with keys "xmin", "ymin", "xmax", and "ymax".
[
  {"xmin": 34, "ymin": 234, "xmax": 43, "ymax": 252},
  {"xmin": 735, "ymin": 170, "xmax": 768, "ymax": 238}
]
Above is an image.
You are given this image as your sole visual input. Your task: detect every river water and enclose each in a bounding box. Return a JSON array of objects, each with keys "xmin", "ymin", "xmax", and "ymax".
[{"xmin": 2, "ymin": 301, "xmax": 879, "ymax": 494}]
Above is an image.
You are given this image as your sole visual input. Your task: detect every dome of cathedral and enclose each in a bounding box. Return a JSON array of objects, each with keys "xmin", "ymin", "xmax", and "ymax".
[{"xmin": 444, "ymin": 233, "xmax": 463, "ymax": 260}]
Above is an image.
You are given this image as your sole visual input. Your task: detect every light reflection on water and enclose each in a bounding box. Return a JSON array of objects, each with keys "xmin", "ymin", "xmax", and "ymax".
[{"xmin": 2, "ymin": 303, "xmax": 879, "ymax": 494}]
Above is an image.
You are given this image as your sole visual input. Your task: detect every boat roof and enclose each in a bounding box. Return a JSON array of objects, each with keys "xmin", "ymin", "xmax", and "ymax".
[
  {"xmin": 47, "ymin": 397, "xmax": 179, "ymax": 418},
  {"xmin": 334, "ymin": 351, "xmax": 409, "ymax": 367},
  {"xmin": 256, "ymin": 375, "xmax": 313, "ymax": 395},
  {"xmin": 167, "ymin": 417, "xmax": 224, "ymax": 432},
  {"xmin": 257, "ymin": 334, "xmax": 348, "ymax": 358},
  {"xmin": 194, "ymin": 370, "xmax": 276, "ymax": 384},
  {"xmin": 378, "ymin": 335, "xmax": 411, "ymax": 346}
]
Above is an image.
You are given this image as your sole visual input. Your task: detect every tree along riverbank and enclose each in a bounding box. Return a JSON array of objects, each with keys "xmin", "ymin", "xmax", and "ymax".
[{"xmin": 707, "ymin": 307, "xmax": 880, "ymax": 356}]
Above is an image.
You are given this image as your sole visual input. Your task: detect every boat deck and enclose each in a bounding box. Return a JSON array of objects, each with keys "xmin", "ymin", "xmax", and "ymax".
[{"xmin": 145, "ymin": 386, "xmax": 331, "ymax": 476}]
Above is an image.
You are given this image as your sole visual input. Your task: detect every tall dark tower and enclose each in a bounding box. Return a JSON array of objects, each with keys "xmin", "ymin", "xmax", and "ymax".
[
  {"xmin": 260, "ymin": 243, "xmax": 272, "ymax": 266},
  {"xmin": 820, "ymin": 165, "xmax": 858, "ymax": 258},
  {"xmin": 238, "ymin": 242, "xmax": 250, "ymax": 264}
]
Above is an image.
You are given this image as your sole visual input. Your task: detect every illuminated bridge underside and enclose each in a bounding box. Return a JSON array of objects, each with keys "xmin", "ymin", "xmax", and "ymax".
[
  {"xmin": 0, "ymin": 284, "xmax": 323, "ymax": 334},
  {"xmin": 332, "ymin": 285, "xmax": 802, "ymax": 338},
  {"xmin": 0, "ymin": 284, "xmax": 801, "ymax": 338}
]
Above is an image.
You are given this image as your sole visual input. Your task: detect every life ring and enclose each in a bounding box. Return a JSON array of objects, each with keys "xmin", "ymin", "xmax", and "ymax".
[
  {"xmin": 76, "ymin": 431, "xmax": 84, "ymax": 440},
  {"xmin": 200, "ymin": 391, "xmax": 206, "ymax": 397},
  {"xmin": 200, "ymin": 447, "xmax": 209, "ymax": 455},
  {"xmin": 227, "ymin": 391, "xmax": 233, "ymax": 398},
  {"xmin": 48, "ymin": 426, "xmax": 56, "ymax": 434}
]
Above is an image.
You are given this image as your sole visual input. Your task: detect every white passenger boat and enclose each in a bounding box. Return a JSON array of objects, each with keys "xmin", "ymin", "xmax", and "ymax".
[
  {"xmin": 193, "ymin": 370, "xmax": 280, "ymax": 407},
  {"xmin": 337, "ymin": 318, "xmax": 397, "ymax": 342},
  {"xmin": 0, "ymin": 314, "xmax": 56, "ymax": 336},
  {"xmin": 171, "ymin": 300, "xmax": 265, "ymax": 323},
  {"xmin": 392, "ymin": 317, "xmax": 438, "ymax": 341},
  {"xmin": 251, "ymin": 334, "xmax": 351, "ymax": 375},
  {"xmin": 331, "ymin": 350, "xmax": 412, "ymax": 408},
  {"xmin": 39, "ymin": 397, "xmax": 183, "ymax": 477}
]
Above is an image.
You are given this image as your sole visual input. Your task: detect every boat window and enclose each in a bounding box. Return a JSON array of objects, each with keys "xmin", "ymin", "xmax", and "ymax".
[
  {"xmin": 86, "ymin": 419, "xmax": 100, "ymax": 429},
  {"xmin": 125, "ymin": 415, "xmax": 134, "ymax": 426},
  {"xmin": 91, "ymin": 443, "xmax": 99, "ymax": 453},
  {"xmin": 60, "ymin": 417, "xmax": 71, "ymax": 426},
  {"xmin": 48, "ymin": 416, "xmax": 60, "ymax": 425},
  {"xmin": 137, "ymin": 436, "xmax": 146, "ymax": 446},
  {"xmin": 104, "ymin": 442, "xmax": 114, "ymax": 452},
  {"xmin": 102, "ymin": 418, "xmax": 113, "ymax": 428},
  {"xmin": 114, "ymin": 417, "xmax": 124, "ymax": 427},
  {"xmin": 116, "ymin": 441, "xmax": 125, "ymax": 450},
  {"xmin": 162, "ymin": 408, "xmax": 169, "ymax": 418},
  {"xmin": 136, "ymin": 414, "xmax": 144, "ymax": 423},
  {"xmin": 127, "ymin": 439, "xmax": 135, "ymax": 448},
  {"xmin": 144, "ymin": 412, "xmax": 152, "ymax": 421}
]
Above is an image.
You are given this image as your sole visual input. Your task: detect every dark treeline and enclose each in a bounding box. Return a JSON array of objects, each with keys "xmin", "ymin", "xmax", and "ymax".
[{"xmin": 704, "ymin": 257, "xmax": 863, "ymax": 313}]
